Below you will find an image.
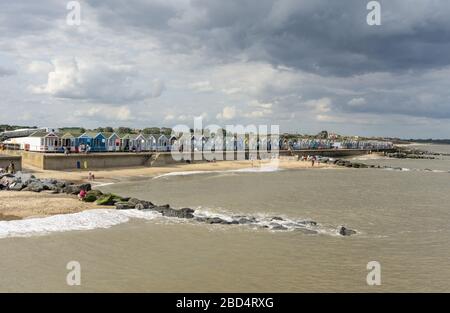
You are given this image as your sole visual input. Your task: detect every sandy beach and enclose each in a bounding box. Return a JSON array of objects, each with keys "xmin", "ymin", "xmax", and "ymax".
[
  {"xmin": 30, "ymin": 158, "xmax": 335, "ymax": 184},
  {"xmin": 0, "ymin": 158, "xmax": 335, "ymax": 221},
  {"xmin": 0, "ymin": 191, "xmax": 110, "ymax": 220}
]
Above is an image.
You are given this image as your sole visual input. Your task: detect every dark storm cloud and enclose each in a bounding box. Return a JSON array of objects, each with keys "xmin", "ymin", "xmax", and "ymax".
[
  {"xmin": 1, "ymin": 0, "xmax": 450, "ymax": 136},
  {"xmin": 89, "ymin": 0, "xmax": 450, "ymax": 76}
]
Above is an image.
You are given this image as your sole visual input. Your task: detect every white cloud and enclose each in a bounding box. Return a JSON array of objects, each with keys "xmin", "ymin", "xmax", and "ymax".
[
  {"xmin": 305, "ymin": 97, "xmax": 332, "ymax": 113},
  {"xmin": 26, "ymin": 61, "xmax": 53, "ymax": 74},
  {"xmin": 216, "ymin": 106, "xmax": 237, "ymax": 120},
  {"xmin": 348, "ymin": 97, "xmax": 367, "ymax": 107},
  {"xmin": 74, "ymin": 105, "xmax": 132, "ymax": 121},
  {"xmin": 189, "ymin": 81, "xmax": 213, "ymax": 92},
  {"xmin": 30, "ymin": 58, "xmax": 152, "ymax": 103}
]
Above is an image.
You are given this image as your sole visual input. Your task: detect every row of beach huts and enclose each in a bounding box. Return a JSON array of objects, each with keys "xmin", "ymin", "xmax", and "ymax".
[
  {"xmin": 0, "ymin": 128, "xmax": 393, "ymax": 153},
  {"xmin": 1, "ymin": 129, "xmax": 176, "ymax": 153}
]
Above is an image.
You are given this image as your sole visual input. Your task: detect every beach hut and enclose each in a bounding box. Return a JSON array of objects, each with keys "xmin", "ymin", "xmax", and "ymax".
[
  {"xmin": 128, "ymin": 134, "xmax": 147, "ymax": 152},
  {"xmin": 157, "ymin": 134, "xmax": 169, "ymax": 151},
  {"xmin": 169, "ymin": 135, "xmax": 178, "ymax": 150},
  {"xmin": 77, "ymin": 132, "xmax": 107, "ymax": 152},
  {"xmin": 104, "ymin": 132, "xmax": 121, "ymax": 152},
  {"xmin": 146, "ymin": 134, "xmax": 158, "ymax": 151},
  {"xmin": 60, "ymin": 132, "xmax": 82, "ymax": 152},
  {"xmin": 17, "ymin": 130, "xmax": 61, "ymax": 152}
]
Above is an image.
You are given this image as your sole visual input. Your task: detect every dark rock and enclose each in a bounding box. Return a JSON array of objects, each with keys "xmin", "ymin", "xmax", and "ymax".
[
  {"xmin": 297, "ymin": 220, "xmax": 317, "ymax": 226},
  {"xmin": 22, "ymin": 181, "xmax": 45, "ymax": 192},
  {"xmin": 0, "ymin": 176, "xmax": 16, "ymax": 188},
  {"xmin": 271, "ymin": 216, "xmax": 284, "ymax": 221},
  {"xmin": 14, "ymin": 172, "xmax": 35, "ymax": 183},
  {"xmin": 339, "ymin": 226, "xmax": 357, "ymax": 236},
  {"xmin": 155, "ymin": 206, "xmax": 195, "ymax": 218},
  {"xmin": 205, "ymin": 217, "xmax": 227, "ymax": 224},
  {"xmin": 87, "ymin": 189, "xmax": 103, "ymax": 198},
  {"xmin": 115, "ymin": 202, "xmax": 135, "ymax": 210},
  {"xmin": 135, "ymin": 200, "xmax": 155, "ymax": 210},
  {"xmin": 9, "ymin": 182, "xmax": 25, "ymax": 191},
  {"xmin": 271, "ymin": 225, "xmax": 288, "ymax": 231},
  {"xmin": 83, "ymin": 194, "xmax": 98, "ymax": 202},
  {"xmin": 63, "ymin": 183, "xmax": 91, "ymax": 195},
  {"xmin": 55, "ymin": 180, "xmax": 69, "ymax": 189}
]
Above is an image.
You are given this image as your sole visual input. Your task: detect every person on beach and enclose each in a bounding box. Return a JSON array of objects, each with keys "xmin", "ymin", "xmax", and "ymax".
[
  {"xmin": 88, "ymin": 172, "xmax": 95, "ymax": 181},
  {"xmin": 311, "ymin": 156, "xmax": 315, "ymax": 167},
  {"xmin": 8, "ymin": 161, "xmax": 15, "ymax": 174},
  {"xmin": 78, "ymin": 189, "xmax": 87, "ymax": 201}
]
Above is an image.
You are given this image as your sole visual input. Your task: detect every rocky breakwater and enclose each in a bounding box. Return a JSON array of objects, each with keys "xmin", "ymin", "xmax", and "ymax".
[
  {"xmin": 0, "ymin": 172, "xmax": 357, "ymax": 236},
  {"xmin": 315, "ymin": 157, "xmax": 376, "ymax": 169},
  {"xmin": 318, "ymin": 156, "xmax": 416, "ymax": 171}
]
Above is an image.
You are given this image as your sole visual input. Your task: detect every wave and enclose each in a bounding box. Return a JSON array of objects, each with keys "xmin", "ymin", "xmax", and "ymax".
[
  {"xmin": 0, "ymin": 209, "xmax": 159, "ymax": 239},
  {"xmin": 192, "ymin": 208, "xmax": 342, "ymax": 236},
  {"xmin": 153, "ymin": 166, "xmax": 281, "ymax": 179},
  {"xmin": 0, "ymin": 204, "xmax": 346, "ymax": 239},
  {"xmin": 383, "ymin": 167, "xmax": 448, "ymax": 173}
]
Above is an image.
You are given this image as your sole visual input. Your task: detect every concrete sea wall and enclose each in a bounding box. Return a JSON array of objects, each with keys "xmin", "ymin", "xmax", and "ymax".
[
  {"xmin": 1, "ymin": 148, "xmax": 382, "ymax": 171},
  {"xmin": 0, "ymin": 154, "xmax": 22, "ymax": 171}
]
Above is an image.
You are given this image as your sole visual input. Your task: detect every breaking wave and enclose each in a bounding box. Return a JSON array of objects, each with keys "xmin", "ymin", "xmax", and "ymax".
[
  {"xmin": 0, "ymin": 205, "xmax": 345, "ymax": 239},
  {"xmin": 0, "ymin": 209, "xmax": 159, "ymax": 239},
  {"xmin": 153, "ymin": 166, "xmax": 281, "ymax": 179}
]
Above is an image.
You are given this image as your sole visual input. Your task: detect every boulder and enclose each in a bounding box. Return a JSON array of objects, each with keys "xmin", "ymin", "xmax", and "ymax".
[
  {"xmin": 22, "ymin": 181, "xmax": 45, "ymax": 192},
  {"xmin": 87, "ymin": 189, "xmax": 103, "ymax": 198},
  {"xmin": 154, "ymin": 206, "xmax": 195, "ymax": 218},
  {"xmin": 14, "ymin": 172, "xmax": 35, "ymax": 184},
  {"xmin": 339, "ymin": 226, "xmax": 357, "ymax": 236},
  {"xmin": 96, "ymin": 194, "xmax": 121, "ymax": 206},
  {"xmin": 235, "ymin": 216, "xmax": 257, "ymax": 224},
  {"xmin": 271, "ymin": 224, "xmax": 288, "ymax": 231},
  {"xmin": 63, "ymin": 183, "xmax": 91, "ymax": 195},
  {"xmin": 115, "ymin": 202, "xmax": 135, "ymax": 210},
  {"xmin": 9, "ymin": 182, "xmax": 25, "ymax": 191},
  {"xmin": 134, "ymin": 200, "xmax": 155, "ymax": 210},
  {"xmin": 0, "ymin": 176, "xmax": 17, "ymax": 188},
  {"xmin": 83, "ymin": 194, "xmax": 98, "ymax": 202},
  {"xmin": 55, "ymin": 180, "xmax": 69, "ymax": 189},
  {"xmin": 204, "ymin": 217, "xmax": 228, "ymax": 224}
]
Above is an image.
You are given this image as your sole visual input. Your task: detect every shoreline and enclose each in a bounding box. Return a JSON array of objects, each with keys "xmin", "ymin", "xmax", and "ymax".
[
  {"xmin": 1, "ymin": 159, "xmax": 336, "ymax": 221},
  {"xmin": 30, "ymin": 158, "xmax": 336, "ymax": 186},
  {"xmin": 0, "ymin": 191, "xmax": 111, "ymax": 221}
]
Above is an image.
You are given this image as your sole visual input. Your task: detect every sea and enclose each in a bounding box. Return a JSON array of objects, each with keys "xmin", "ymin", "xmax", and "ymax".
[{"xmin": 0, "ymin": 144, "xmax": 449, "ymax": 292}]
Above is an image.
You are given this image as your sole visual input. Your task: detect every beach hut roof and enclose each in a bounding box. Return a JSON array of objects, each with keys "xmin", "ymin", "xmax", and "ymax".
[
  {"xmin": 101, "ymin": 132, "xmax": 114, "ymax": 139},
  {"xmin": 127, "ymin": 133, "xmax": 145, "ymax": 140},
  {"xmin": 118, "ymin": 133, "xmax": 133, "ymax": 140},
  {"xmin": 60, "ymin": 132, "xmax": 83, "ymax": 139},
  {"xmin": 28, "ymin": 130, "xmax": 57, "ymax": 138},
  {"xmin": 81, "ymin": 131, "xmax": 106, "ymax": 139}
]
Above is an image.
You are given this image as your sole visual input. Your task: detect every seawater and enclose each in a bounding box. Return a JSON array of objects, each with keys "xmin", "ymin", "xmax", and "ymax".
[{"xmin": 0, "ymin": 145, "xmax": 449, "ymax": 292}]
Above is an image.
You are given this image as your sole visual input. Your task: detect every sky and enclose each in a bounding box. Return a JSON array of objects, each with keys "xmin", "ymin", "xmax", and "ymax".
[{"xmin": 0, "ymin": 0, "xmax": 450, "ymax": 138}]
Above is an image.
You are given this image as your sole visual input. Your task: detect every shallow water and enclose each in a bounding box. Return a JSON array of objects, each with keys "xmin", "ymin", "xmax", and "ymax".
[{"xmin": 1, "ymin": 145, "xmax": 450, "ymax": 292}]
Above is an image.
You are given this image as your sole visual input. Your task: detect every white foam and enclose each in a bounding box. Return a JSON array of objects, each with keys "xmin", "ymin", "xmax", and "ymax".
[
  {"xmin": 0, "ymin": 209, "xmax": 159, "ymax": 239},
  {"xmin": 153, "ymin": 166, "xmax": 281, "ymax": 179}
]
